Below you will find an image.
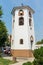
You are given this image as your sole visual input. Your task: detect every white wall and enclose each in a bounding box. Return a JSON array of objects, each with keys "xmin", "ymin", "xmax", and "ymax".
[{"xmin": 11, "ymin": 8, "xmax": 35, "ymax": 50}]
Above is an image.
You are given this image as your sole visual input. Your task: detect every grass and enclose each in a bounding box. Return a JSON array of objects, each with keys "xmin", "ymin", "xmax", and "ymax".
[{"xmin": 0, "ymin": 57, "xmax": 15, "ymax": 65}]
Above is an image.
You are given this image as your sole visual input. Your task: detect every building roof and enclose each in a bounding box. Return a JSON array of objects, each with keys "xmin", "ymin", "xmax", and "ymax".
[{"xmin": 11, "ymin": 6, "xmax": 35, "ymax": 15}]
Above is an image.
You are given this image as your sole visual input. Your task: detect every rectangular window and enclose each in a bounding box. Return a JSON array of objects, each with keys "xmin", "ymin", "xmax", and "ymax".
[
  {"xmin": 20, "ymin": 39, "xmax": 23, "ymax": 44},
  {"xmin": 29, "ymin": 19, "xmax": 31, "ymax": 26},
  {"xmin": 13, "ymin": 20, "xmax": 15, "ymax": 28},
  {"xmin": 29, "ymin": 11, "xmax": 32, "ymax": 17},
  {"xmin": 19, "ymin": 17, "xmax": 24, "ymax": 25}
]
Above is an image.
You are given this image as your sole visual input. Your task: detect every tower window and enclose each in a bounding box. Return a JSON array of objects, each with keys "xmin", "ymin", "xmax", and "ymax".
[
  {"xmin": 12, "ymin": 40, "xmax": 14, "ymax": 44},
  {"xmin": 30, "ymin": 36, "xmax": 33, "ymax": 42},
  {"xmin": 13, "ymin": 20, "xmax": 15, "ymax": 22},
  {"xmin": 30, "ymin": 36, "xmax": 33, "ymax": 50},
  {"xmin": 19, "ymin": 17, "xmax": 24, "ymax": 25},
  {"xmin": 29, "ymin": 19, "xmax": 32, "ymax": 26},
  {"xmin": 13, "ymin": 19, "xmax": 15, "ymax": 28},
  {"xmin": 20, "ymin": 39, "xmax": 23, "ymax": 44},
  {"xmin": 18, "ymin": 10, "xmax": 24, "ymax": 16},
  {"xmin": 29, "ymin": 11, "xmax": 32, "ymax": 17}
]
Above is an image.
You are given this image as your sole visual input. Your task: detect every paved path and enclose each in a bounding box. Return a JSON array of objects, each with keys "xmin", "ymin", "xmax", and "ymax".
[
  {"xmin": 3, "ymin": 56, "xmax": 34, "ymax": 65},
  {"xmin": 10, "ymin": 58, "xmax": 34, "ymax": 65}
]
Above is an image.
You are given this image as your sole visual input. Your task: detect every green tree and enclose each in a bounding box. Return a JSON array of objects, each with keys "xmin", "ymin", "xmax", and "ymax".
[
  {"xmin": 33, "ymin": 47, "xmax": 43, "ymax": 65},
  {"xmin": 36, "ymin": 41, "xmax": 41, "ymax": 45},
  {"xmin": 36, "ymin": 39, "xmax": 43, "ymax": 45},
  {"xmin": 0, "ymin": 6, "xmax": 3, "ymax": 18},
  {"xmin": 0, "ymin": 6, "xmax": 8, "ymax": 47},
  {"xmin": 41, "ymin": 39, "xmax": 43, "ymax": 44},
  {"xmin": 0, "ymin": 20, "xmax": 8, "ymax": 47},
  {"xmin": 23, "ymin": 62, "xmax": 32, "ymax": 65},
  {"xmin": 33, "ymin": 47, "xmax": 43, "ymax": 59}
]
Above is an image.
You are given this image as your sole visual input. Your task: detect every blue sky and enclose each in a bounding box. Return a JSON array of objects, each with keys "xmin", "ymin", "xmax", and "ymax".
[{"xmin": 0, "ymin": 0, "xmax": 43, "ymax": 42}]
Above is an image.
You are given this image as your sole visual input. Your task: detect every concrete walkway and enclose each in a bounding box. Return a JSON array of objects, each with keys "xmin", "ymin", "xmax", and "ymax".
[
  {"xmin": 3, "ymin": 56, "xmax": 34, "ymax": 65},
  {"xmin": 10, "ymin": 58, "xmax": 34, "ymax": 65},
  {"xmin": 3, "ymin": 56, "xmax": 13, "ymax": 60}
]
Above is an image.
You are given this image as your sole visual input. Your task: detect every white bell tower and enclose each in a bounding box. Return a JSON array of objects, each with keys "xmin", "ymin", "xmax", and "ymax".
[{"xmin": 11, "ymin": 6, "xmax": 35, "ymax": 58}]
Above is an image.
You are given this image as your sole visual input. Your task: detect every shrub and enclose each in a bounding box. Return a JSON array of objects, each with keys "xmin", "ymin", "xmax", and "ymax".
[
  {"xmin": 33, "ymin": 47, "xmax": 43, "ymax": 65},
  {"xmin": 0, "ymin": 52, "xmax": 2, "ymax": 57},
  {"xmin": 33, "ymin": 59, "xmax": 39, "ymax": 65},
  {"xmin": 39, "ymin": 58, "xmax": 43, "ymax": 65},
  {"xmin": 23, "ymin": 62, "xmax": 32, "ymax": 65},
  {"xmin": 33, "ymin": 47, "xmax": 43, "ymax": 59},
  {"xmin": 23, "ymin": 63, "xmax": 27, "ymax": 65},
  {"xmin": 33, "ymin": 58, "xmax": 43, "ymax": 65},
  {"xmin": 0, "ymin": 54, "xmax": 1, "ymax": 57}
]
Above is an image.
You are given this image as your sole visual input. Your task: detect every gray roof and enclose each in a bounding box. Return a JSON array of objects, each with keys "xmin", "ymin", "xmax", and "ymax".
[{"xmin": 11, "ymin": 6, "xmax": 35, "ymax": 14}]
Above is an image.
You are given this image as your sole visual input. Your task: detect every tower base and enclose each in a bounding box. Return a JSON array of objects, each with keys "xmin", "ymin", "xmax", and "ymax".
[{"xmin": 11, "ymin": 50, "xmax": 34, "ymax": 58}]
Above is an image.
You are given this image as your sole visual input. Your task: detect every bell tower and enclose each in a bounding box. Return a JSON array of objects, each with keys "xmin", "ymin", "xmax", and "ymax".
[{"xmin": 11, "ymin": 6, "xmax": 35, "ymax": 58}]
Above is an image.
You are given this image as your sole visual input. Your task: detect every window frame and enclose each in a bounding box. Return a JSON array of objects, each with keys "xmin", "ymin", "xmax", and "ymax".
[
  {"xmin": 30, "ymin": 36, "xmax": 33, "ymax": 49},
  {"xmin": 29, "ymin": 18, "xmax": 32, "ymax": 26},
  {"xmin": 18, "ymin": 10, "xmax": 24, "ymax": 16},
  {"xmin": 30, "ymin": 35, "xmax": 33, "ymax": 42},
  {"xmin": 13, "ymin": 19, "xmax": 15, "ymax": 28},
  {"xmin": 20, "ymin": 39, "xmax": 23, "ymax": 44},
  {"xmin": 29, "ymin": 11, "xmax": 32, "ymax": 17},
  {"xmin": 19, "ymin": 17, "xmax": 24, "ymax": 25}
]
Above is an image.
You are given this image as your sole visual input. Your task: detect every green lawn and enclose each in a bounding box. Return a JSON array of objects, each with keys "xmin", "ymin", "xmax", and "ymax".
[{"xmin": 0, "ymin": 57, "xmax": 15, "ymax": 65}]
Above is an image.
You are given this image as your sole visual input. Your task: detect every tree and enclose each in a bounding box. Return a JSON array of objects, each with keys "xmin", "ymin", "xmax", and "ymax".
[
  {"xmin": 23, "ymin": 62, "xmax": 32, "ymax": 65},
  {"xmin": 33, "ymin": 47, "xmax": 43, "ymax": 65},
  {"xmin": 0, "ymin": 6, "xmax": 8, "ymax": 47},
  {"xmin": 0, "ymin": 20, "xmax": 8, "ymax": 47},
  {"xmin": 36, "ymin": 41, "xmax": 41, "ymax": 45},
  {"xmin": 41, "ymin": 39, "xmax": 43, "ymax": 44},
  {"xmin": 36, "ymin": 39, "xmax": 43, "ymax": 45},
  {"xmin": 33, "ymin": 47, "xmax": 43, "ymax": 59},
  {"xmin": 0, "ymin": 6, "xmax": 3, "ymax": 18}
]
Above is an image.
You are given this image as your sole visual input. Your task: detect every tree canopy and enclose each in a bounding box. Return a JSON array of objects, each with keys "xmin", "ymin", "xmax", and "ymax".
[
  {"xmin": 36, "ymin": 39, "xmax": 43, "ymax": 45},
  {"xmin": 33, "ymin": 47, "xmax": 43, "ymax": 59},
  {"xmin": 0, "ymin": 6, "xmax": 3, "ymax": 18},
  {"xmin": 0, "ymin": 20, "xmax": 8, "ymax": 47},
  {"xmin": 0, "ymin": 6, "xmax": 8, "ymax": 47},
  {"xmin": 33, "ymin": 47, "xmax": 43, "ymax": 65}
]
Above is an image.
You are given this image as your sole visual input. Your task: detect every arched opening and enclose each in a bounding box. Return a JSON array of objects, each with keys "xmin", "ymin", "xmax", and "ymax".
[
  {"xmin": 30, "ymin": 36, "xmax": 33, "ymax": 50},
  {"xmin": 29, "ymin": 11, "xmax": 32, "ymax": 17},
  {"xmin": 19, "ymin": 17, "xmax": 24, "ymax": 25},
  {"xmin": 29, "ymin": 18, "xmax": 32, "ymax": 26},
  {"xmin": 20, "ymin": 39, "xmax": 23, "ymax": 44},
  {"xmin": 18, "ymin": 10, "xmax": 24, "ymax": 16}
]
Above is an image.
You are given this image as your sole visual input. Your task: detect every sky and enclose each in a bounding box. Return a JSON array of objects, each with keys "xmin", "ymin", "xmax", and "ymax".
[{"xmin": 0, "ymin": 0, "xmax": 43, "ymax": 42}]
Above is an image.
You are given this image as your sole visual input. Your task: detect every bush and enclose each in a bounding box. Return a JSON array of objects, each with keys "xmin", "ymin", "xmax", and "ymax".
[
  {"xmin": 23, "ymin": 62, "xmax": 32, "ymax": 65},
  {"xmin": 39, "ymin": 58, "xmax": 43, "ymax": 65},
  {"xmin": 33, "ymin": 47, "xmax": 43, "ymax": 65},
  {"xmin": 0, "ymin": 57, "xmax": 15, "ymax": 65},
  {"xmin": 23, "ymin": 63, "xmax": 27, "ymax": 65},
  {"xmin": 0, "ymin": 54, "xmax": 1, "ymax": 57},
  {"xmin": 0, "ymin": 53, "xmax": 2, "ymax": 57},
  {"xmin": 33, "ymin": 59, "xmax": 39, "ymax": 65},
  {"xmin": 33, "ymin": 47, "xmax": 43, "ymax": 59},
  {"xmin": 33, "ymin": 58, "xmax": 43, "ymax": 65}
]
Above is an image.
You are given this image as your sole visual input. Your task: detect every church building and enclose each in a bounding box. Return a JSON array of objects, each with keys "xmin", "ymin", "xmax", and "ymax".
[{"xmin": 11, "ymin": 5, "xmax": 35, "ymax": 58}]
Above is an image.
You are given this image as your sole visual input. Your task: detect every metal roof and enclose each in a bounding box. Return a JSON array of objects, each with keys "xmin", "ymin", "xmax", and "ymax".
[{"xmin": 11, "ymin": 6, "xmax": 35, "ymax": 14}]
